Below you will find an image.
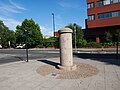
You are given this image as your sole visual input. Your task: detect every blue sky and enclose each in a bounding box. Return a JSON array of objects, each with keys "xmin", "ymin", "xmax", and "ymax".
[{"xmin": 0, "ymin": 0, "xmax": 87, "ymax": 36}]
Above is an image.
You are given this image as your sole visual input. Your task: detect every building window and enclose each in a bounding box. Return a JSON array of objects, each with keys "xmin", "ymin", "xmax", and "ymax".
[
  {"xmin": 97, "ymin": 0, "xmax": 120, "ymax": 7},
  {"xmin": 97, "ymin": 0, "xmax": 106, "ymax": 6},
  {"xmin": 112, "ymin": 11, "xmax": 119, "ymax": 17},
  {"xmin": 98, "ymin": 11, "xmax": 120, "ymax": 19},
  {"xmin": 88, "ymin": 15, "xmax": 95, "ymax": 20},
  {"xmin": 87, "ymin": 2, "xmax": 94, "ymax": 9},
  {"xmin": 111, "ymin": 0, "xmax": 119, "ymax": 3}
]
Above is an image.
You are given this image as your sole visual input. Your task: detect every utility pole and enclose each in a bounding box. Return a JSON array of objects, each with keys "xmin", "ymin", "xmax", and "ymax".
[
  {"xmin": 52, "ymin": 13, "xmax": 55, "ymax": 37},
  {"xmin": 116, "ymin": 36, "xmax": 119, "ymax": 59},
  {"xmin": 25, "ymin": 30, "xmax": 28, "ymax": 62},
  {"xmin": 52, "ymin": 13, "xmax": 56, "ymax": 48},
  {"xmin": 74, "ymin": 23, "xmax": 77, "ymax": 51}
]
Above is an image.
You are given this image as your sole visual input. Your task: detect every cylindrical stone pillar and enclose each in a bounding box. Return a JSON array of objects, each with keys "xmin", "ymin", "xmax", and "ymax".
[{"xmin": 57, "ymin": 28, "xmax": 76, "ymax": 71}]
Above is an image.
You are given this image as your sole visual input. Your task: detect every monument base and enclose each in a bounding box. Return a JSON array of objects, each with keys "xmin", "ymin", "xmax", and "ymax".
[{"xmin": 57, "ymin": 64, "xmax": 76, "ymax": 71}]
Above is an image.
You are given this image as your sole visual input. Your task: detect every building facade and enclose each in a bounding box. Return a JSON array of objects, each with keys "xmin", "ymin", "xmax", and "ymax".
[{"xmin": 85, "ymin": 0, "xmax": 120, "ymax": 42}]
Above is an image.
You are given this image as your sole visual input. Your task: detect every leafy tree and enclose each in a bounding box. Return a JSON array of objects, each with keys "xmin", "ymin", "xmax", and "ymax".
[
  {"xmin": 0, "ymin": 20, "xmax": 16, "ymax": 48},
  {"xmin": 43, "ymin": 37, "xmax": 55, "ymax": 47},
  {"xmin": 43, "ymin": 37, "xmax": 59, "ymax": 48},
  {"xmin": 115, "ymin": 29, "xmax": 120, "ymax": 42},
  {"xmin": 104, "ymin": 32, "xmax": 112, "ymax": 43},
  {"xmin": 15, "ymin": 19, "xmax": 43, "ymax": 48},
  {"xmin": 65, "ymin": 23, "xmax": 86, "ymax": 47}
]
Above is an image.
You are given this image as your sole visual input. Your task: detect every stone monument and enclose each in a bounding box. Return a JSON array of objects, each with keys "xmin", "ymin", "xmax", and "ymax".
[{"xmin": 57, "ymin": 28, "xmax": 76, "ymax": 71}]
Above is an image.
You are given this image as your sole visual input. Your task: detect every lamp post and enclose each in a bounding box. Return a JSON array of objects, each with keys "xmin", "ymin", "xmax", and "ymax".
[
  {"xmin": 52, "ymin": 13, "xmax": 55, "ymax": 37},
  {"xmin": 74, "ymin": 23, "xmax": 77, "ymax": 51},
  {"xmin": 52, "ymin": 13, "xmax": 56, "ymax": 48},
  {"xmin": 0, "ymin": 37, "xmax": 1, "ymax": 44},
  {"xmin": 24, "ymin": 30, "xmax": 28, "ymax": 62},
  {"xmin": 116, "ymin": 36, "xmax": 119, "ymax": 59}
]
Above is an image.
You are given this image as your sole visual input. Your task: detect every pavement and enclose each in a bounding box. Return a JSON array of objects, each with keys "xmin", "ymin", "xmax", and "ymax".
[{"xmin": 0, "ymin": 56, "xmax": 120, "ymax": 90}]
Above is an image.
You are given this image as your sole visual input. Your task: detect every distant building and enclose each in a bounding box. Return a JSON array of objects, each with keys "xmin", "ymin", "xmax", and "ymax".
[
  {"xmin": 43, "ymin": 35, "xmax": 51, "ymax": 39},
  {"xmin": 54, "ymin": 32, "xmax": 59, "ymax": 37},
  {"xmin": 84, "ymin": 0, "xmax": 120, "ymax": 42}
]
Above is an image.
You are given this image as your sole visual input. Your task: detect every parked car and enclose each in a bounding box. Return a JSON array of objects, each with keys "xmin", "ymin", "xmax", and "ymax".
[
  {"xmin": 16, "ymin": 44, "xmax": 25, "ymax": 49},
  {"xmin": 0, "ymin": 45, "xmax": 2, "ymax": 49}
]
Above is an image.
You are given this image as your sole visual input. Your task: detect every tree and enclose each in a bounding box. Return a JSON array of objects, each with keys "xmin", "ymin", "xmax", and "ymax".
[
  {"xmin": 0, "ymin": 20, "xmax": 16, "ymax": 48},
  {"xmin": 104, "ymin": 32, "xmax": 112, "ymax": 42},
  {"xmin": 15, "ymin": 19, "xmax": 43, "ymax": 48},
  {"xmin": 65, "ymin": 23, "xmax": 86, "ymax": 47},
  {"xmin": 115, "ymin": 29, "xmax": 120, "ymax": 42}
]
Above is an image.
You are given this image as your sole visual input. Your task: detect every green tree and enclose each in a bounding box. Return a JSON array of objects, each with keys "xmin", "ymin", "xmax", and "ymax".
[
  {"xmin": 65, "ymin": 23, "xmax": 86, "ymax": 47},
  {"xmin": 43, "ymin": 37, "xmax": 59, "ymax": 48},
  {"xmin": 115, "ymin": 29, "xmax": 120, "ymax": 42},
  {"xmin": 104, "ymin": 32, "xmax": 112, "ymax": 42},
  {"xmin": 15, "ymin": 19, "xmax": 43, "ymax": 48},
  {"xmin": 0, "ymin": 20, "xmax": 16, "ymax": 48}
]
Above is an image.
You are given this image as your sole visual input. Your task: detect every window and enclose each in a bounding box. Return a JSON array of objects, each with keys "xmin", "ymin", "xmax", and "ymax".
[
  {"xmin": 110, "ymin": 0, "xmax": 114, "ymax": 3},
  {"xmin": 87, "ymin": 3, "xmax": 94, "ymax": 9},
  {"xmin": 88, "ymin": 15, "xmax": 95, "ymax": 20},
  {"xmin": 97, "ymin": 0, "xmax": 120, "ymax": 6},
  {"xmin": 119, "ymin": 11, "xmax": 120, "ymax": 16},
  {"xmin": 98, "ymin": 11, "xmax": 120, "ymax": 19},
  {"xmin": 105, "ymin": 0, "xmax": 111, "ymax": 4},
  {"xmin": 98, "ymin": 14, "xmax": 104, "ymax": 19},
  {"xmin": 111, "ymin": 0, "xmax": 120, "ymax": 3},
  {"xmin": 112, "ymin": 0, "xmax": 119, "ymax": 3},
  {"xmin": 97, "ymin": 0, "xmax": 106, "ymax": 6},
  {"xmin": 112, "ymin": 11, "xmax": 119, "ymax": 17}
]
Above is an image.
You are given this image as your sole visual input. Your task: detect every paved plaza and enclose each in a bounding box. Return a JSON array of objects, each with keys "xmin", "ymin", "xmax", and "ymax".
[{"xmin": 0, "ymin": 54, "xmax": 120, "ymax": 90}]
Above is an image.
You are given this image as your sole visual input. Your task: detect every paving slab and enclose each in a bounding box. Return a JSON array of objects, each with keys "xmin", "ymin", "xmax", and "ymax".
[{"xmin": 0, "ymin": 57, "xmax": 120, "ymax": 90}]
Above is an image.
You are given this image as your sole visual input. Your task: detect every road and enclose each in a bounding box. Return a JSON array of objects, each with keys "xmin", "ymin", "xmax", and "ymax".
[
  {"xmin": 0, "ymin": 48, "xmax": 119, "ymax": 64},
  {"xmin": 0, "ymin": 49, "xmax": 60, "ymax": 64}
]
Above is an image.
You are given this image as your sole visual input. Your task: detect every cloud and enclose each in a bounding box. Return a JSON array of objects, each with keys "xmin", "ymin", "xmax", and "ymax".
[
  {"xmin": 58, "ymin": 1, "xmax": 79, "ymax": 8},
  {"xmin": 0, "ymin": 5, "xmax": 21, "ymax": 14},
  {"xmin": 9, "ymin": 0, "xmax": 26, "ymax": 10},
  {"xmin": 0, "ymin": 0, "xmax": 26, "ymax": 31},
  {"xmin": 40, "ymin": 25, "xmax": 53, "ymax": 36},
  {"xmin": 0, "ymin": 16, "xmax": 21, "ymax": 31},
  {"xmin": 0, "ymin": 0, "xmax": 26, "ymax": 15}
]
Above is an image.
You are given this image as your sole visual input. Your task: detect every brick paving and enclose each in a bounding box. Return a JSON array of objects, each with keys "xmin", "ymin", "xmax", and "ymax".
[{"xmin": 36, "ymin": 61, "xmax": 98, "ymax": 79}]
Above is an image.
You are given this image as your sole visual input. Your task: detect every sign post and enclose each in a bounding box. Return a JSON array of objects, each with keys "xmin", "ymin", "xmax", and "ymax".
[{"xmin": 21, "ymin": 30, "xmax": 32, "ymax": 62}]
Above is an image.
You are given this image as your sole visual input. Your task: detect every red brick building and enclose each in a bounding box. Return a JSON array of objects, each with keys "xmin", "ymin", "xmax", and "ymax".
[{"xmin": 84, "ymin": 0, "xmax": 120, "ymax": 42}]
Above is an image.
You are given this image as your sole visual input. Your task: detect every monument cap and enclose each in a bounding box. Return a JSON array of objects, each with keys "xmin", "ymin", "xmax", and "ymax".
[{"xmin": 58, "ymin": 28, "xmax": 73, "ymax": 34}]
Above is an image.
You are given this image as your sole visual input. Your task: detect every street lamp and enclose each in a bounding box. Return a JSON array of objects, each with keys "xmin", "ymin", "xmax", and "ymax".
[
  {"xmin": 52, "ymin": 13, "xmax": 56, "ymax": 37},
  {"xmin": 52, "ymin": 13, "xmax": 56, "ymax": 48},
  {"xmin": 25, "ymin": 30, "xmax": 29, "ymax": 62},
  {"xmin": 116, "ymin": 35, "xmax": 119, "ymax": 59},
  {"xmin": 74, "ymin": 23, "xmax": 77, "ymax": 51},
  {"xmin": 0, "ymin": 37, "xmax": 1, "ymax": 44}
]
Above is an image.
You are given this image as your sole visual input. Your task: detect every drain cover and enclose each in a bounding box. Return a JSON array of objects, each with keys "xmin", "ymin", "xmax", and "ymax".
[{"xmin": 46, "ymin": 73, "xmax": 59, "ymax": 78}]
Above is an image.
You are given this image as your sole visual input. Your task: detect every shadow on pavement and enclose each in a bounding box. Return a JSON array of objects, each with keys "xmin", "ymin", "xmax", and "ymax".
[
  {"xmin": 37, "ymin": 60, "xmax": 60, "ymax": 67},
  {"xmin": 74, "ymin": 53, "xmax": 120, "ymax": 66},
  {"xmin": 0, "ymin": 56, "xmax": 21, "ymax": 64}
]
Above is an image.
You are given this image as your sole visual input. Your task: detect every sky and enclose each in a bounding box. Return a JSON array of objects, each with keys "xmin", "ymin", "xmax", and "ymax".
[{"xmin": 0, "ymin": 0, "xmax": 87, "ymax": 36}]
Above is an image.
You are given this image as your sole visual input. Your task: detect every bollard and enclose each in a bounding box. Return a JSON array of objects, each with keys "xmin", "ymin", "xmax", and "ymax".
[{"xmin": 57, "ymin": 28, "xmax": 76, "ymax": 71}]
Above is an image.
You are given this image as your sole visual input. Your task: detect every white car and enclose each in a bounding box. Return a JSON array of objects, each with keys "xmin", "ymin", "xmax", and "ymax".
[
  {"xmin": 0, "ymin": 45, "xmax": 2, "ymax": 49},
  {"xmin": 16, "ymin": 44, "xmax": 25, "ymax": 49}
]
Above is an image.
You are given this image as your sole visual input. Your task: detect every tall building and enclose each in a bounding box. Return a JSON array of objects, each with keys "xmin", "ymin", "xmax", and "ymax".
[{"xmin": 84, "ymin": 0, "xmax": 120, "ymax": 42}]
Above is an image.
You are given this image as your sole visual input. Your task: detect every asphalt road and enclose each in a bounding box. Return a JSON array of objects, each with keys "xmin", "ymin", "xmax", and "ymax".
[
  {"xmin": 0, "ymin": 48, "xmax": 119, "ymax": 64},
  {"xmin": 0, "ymin": 49, "xmax": 60, "ymax": 64}
]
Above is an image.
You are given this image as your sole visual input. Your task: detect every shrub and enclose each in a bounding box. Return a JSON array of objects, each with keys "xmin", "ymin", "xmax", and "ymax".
[
  {"xmin": 86, "ymin": 42, "xmax": 102, "ymax": 48},
  {"xmin": 77, "ymin": 39, "xmax": 87, "ymax": 47},
  {"xmin": 103, "ymin": 42, "xmax": 114, "ymax": 47}
]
